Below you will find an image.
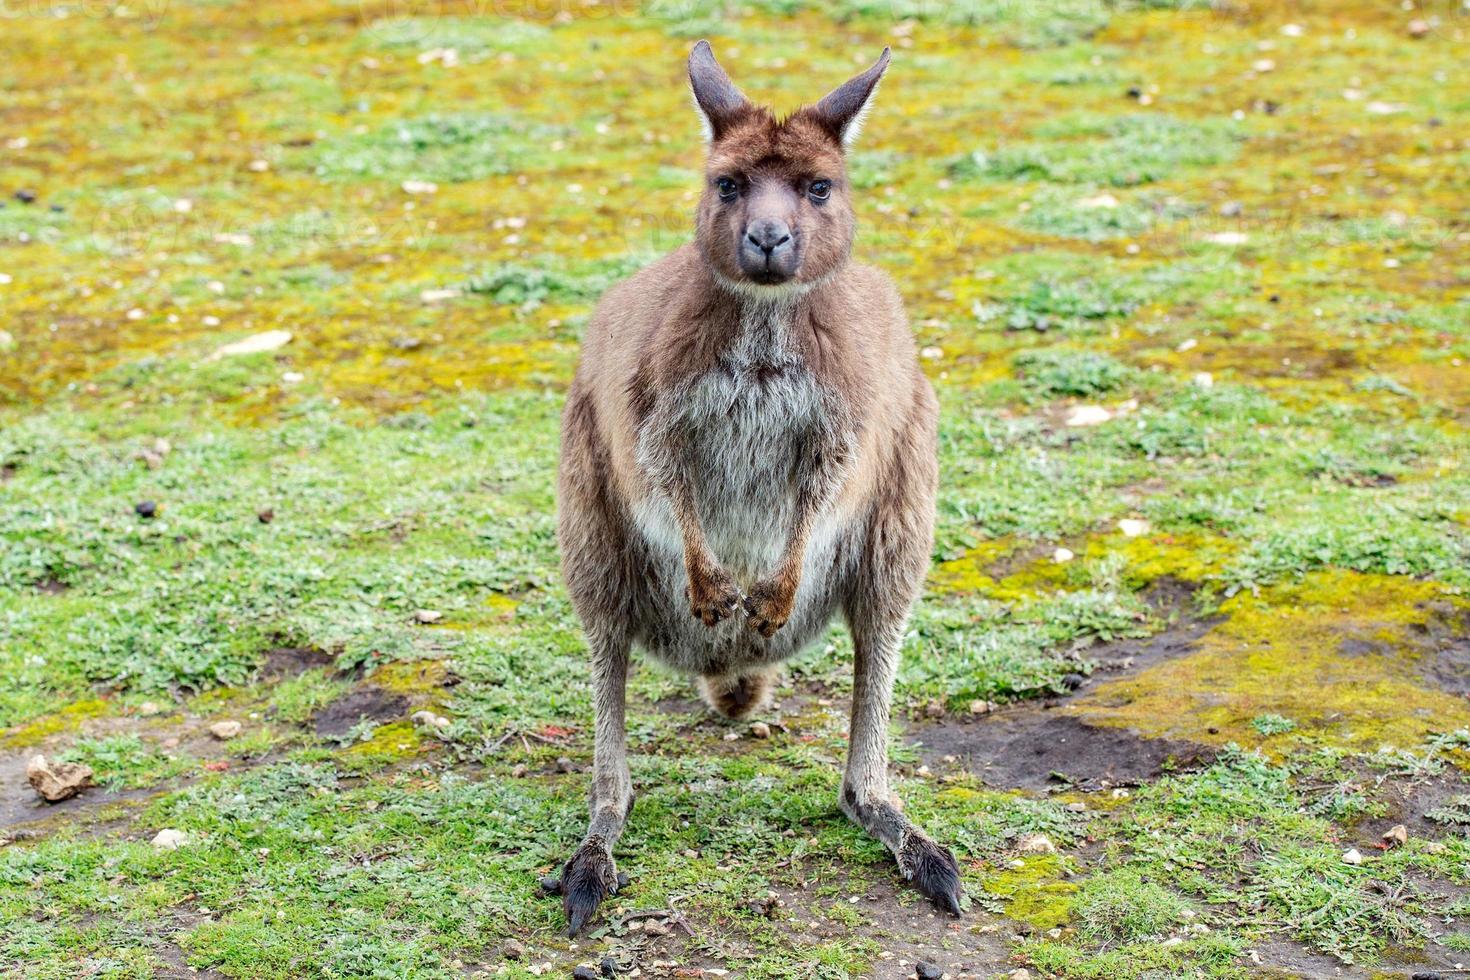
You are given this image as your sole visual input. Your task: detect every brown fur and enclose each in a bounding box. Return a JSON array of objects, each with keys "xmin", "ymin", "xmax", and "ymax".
[{"xmin": 551, "ymin": 41, "xmax": 961, "ymax": 936}]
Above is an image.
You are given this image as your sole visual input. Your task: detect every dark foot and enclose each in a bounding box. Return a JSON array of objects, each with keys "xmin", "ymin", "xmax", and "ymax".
[
  {"xmin": 899, "ymin": 832, "xmax": 964, "ymax": 916},
  {"xmin": 561, "ymin": 839, "xmax": 618, "ymax": 936}
]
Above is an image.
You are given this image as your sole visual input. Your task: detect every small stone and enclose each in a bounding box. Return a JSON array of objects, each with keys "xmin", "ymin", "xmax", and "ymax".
[
  {"xmin": 749, "ymin": 721, "xmax": 771, "ymax": 739},
  {"xmin": 555, "ymin": 756, "xmax": 577, "ymax": 773},
  {"xmin": 1065, "ymin": 802, "xmax": 1087, "ymax": 813},
  {"xmin": 135, "ymin": 500, "xmax": 157, "ymax": 519},
  {"xmin": 722, "ymin": 731, "xmax": 740, "ymax": 741},
  {"xmin": 1076, "ymin": 192, "xmax": 1119, "ymax": 210},
  {"xmin": 420, "ymin": 288, "xmax": 459, "ymax": 303},
  {"xmin": 643, "ymin": 919, "xmax": 670, "ymax": 936},
  {"xmin": 209, "ymin": 720, "xmax": 243, "ymax": 740},
  {"xmin": 1017, "ymin": 832, "xmax": 1057, "ymax": 854},
  {"xmin": 915, "ymin": 962, "xmax": 942, "ymax": 980},
  {"xmin": 138, "ymin": 700, "xmax": 163, "ymax": 717},
  {"xmin": 257, "ymin": 508, "xmax": 274, "ymax": 524},
  {"xmin": 413, "ymin": 609, "xmax": 443, "ymax": 624},
  {"xmin": 1064, "ymin": 405, "xmax": 1112, "ymax": 427},
  {"xmin": 1193, "ymin": 371, "xmax": 1214, "ymax": 388},
  {"xmin": 1382, "ymin": 824, "xmax": 1408, "ymax": 848},
  {"xmin": 1053, "ymin": 547, "xmax": 1074, "ymax": 563},
  {"xmin": 26, "ymin": 755, "xmax": 94, "ymax": 802},
  {"xmin": 150, "ymin": 828, "xmax": 188, "ymax": 850},
  {"xmin": 919, "ymin": 346, "xmax": 943, "ymax": 360},
  {"xmin": 511, "ymin": 763, "xmax": 528, "ymax": 777},
  {"xmin": 502, "ymin": 939, "xmax": 526, "ymax": 959},
  {"xmin": 1341, "ymin": 848, "xmax": 1364, "ymax": 865},
  {"xmin": 1219, "ymin": 200, "xmax": 1243, "ymax": 217},
  {"xmin": 1009, "ymin": 970, "xmax": 1032, "ymax": 980},
  {"xmin": 924, "ymin": 698, "xmax": 945, "ymax": 719},
  {"xmin": 968, "ymin": 699, "xmax": 995, "ymax": 715},
  {"xmin": 1203, "ymin": 231, "xmax": 1249, "ymax": 246},
  {"xmin": 1061, "ymin": 673, "xmax": 1086, "ymax": 691},
  {"xmin": 601, "ymin": 956, "xmax": 618, "ymax": 977},
  {"xmin": 573, "ymin": 967, "xmax": 599, "ymax": 980},
  {"xmin": 402, "ymin": 179, "xmax": 439, "ymax": 195},
  {"xmin": 1251, "ymin": 58, "xmax": 1275, "ymax": 73},
  {"xmin": 14, "ymin": 189, "xmax": 37, "ymax": 204},
  {"xmin": 248, "ymin": 159, "xmax": 270, "ymax": 172},
  {"xmin": 1407, "ymin": 18, "xmax": 1430, "ymax": 37},
  {"xmin": 206, "ymin": 330, "xmax": 292, "ymax": 361},
  {"xmin": 1118, "ymin": 518, "xmax": 1150, "ymax": 537}
]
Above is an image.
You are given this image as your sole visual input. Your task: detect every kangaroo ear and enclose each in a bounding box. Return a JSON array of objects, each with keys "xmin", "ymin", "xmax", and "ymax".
[
  {"xmin": 688, "ymin": 40, "xmax": 750, "ymax": 142},
  {"xmin": 812, "ymin": 48, "xmax": 891, "ymax": 149}
]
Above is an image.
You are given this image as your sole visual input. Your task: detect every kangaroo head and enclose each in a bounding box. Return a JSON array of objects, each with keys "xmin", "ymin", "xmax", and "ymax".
[{"xmin": 687, "ymin": 41, "xmax": 890, "ymax": 294}]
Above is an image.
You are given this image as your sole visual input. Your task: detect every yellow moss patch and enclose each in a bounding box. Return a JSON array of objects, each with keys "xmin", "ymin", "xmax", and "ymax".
[
  {"xmin": 0, "ymin": 698, "xmax": 111, "ymax": 749},
  {"xmin": 370, "ymin": 659, "xmax": 449, "ymax": 696},
  {"xmin": 983, "ymin": 853, "xmax": 1078, "ymax": 930},
  {"xmin": 1071, "ymin": 570, "xmax": 1470, "ymax": 751},
  {"xmin": 340, "ymin": 721, "xmax": 424, "ymax": 763},
  {"xmin": 929, "ymin": 537, "xmax": 1019, "ymax": 598}
]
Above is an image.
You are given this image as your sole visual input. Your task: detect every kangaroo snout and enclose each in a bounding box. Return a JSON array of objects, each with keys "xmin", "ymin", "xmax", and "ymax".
[{"xmin": 739, "ymin": 216, "xmax": 797, "ymax": 283}]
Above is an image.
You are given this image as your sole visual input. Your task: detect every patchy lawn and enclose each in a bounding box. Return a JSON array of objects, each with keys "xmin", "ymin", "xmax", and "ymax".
[{"xmin": 2, "ymin": 0, "xmax": 1468, "ymax": 977}]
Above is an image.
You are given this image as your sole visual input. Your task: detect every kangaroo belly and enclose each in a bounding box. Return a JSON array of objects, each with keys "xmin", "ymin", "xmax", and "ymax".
[{"xmin": 630, "ymin": 360, "xmax": 854, "ymax": 674}]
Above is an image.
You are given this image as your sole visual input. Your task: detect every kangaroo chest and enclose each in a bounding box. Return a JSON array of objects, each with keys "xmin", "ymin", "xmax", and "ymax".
[{"xmin": 644, "ymin": 305, "xmax": 833, "ymax": 582}]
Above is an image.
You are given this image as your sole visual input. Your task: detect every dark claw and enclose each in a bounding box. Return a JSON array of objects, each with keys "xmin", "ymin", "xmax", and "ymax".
[
  {"xmin": 902, "ymin": 833, "xmax": 964, "ymax": 916},
  {"xmin": 562, "ymin": 842, "xmax": 617, "ymax": 936}
]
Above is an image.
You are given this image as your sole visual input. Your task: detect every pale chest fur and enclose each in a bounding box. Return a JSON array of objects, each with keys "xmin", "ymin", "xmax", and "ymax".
[{"xmin": 635, "ymin": 303, "xmax": 838, "ymax": 584}]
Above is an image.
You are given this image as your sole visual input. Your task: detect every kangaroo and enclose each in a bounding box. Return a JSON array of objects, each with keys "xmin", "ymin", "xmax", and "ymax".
[{"xmin": 554, "ymin": 40, "xmax": 960, "ymax": 935}]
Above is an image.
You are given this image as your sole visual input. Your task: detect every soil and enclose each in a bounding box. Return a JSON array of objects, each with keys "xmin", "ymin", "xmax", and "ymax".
[
  {"xmin": 312, "ymin": 687, "xmax": 408, "ymax": 738},
  {"xmin": 914, "ymin": 709, "xmax": 1216, "ymax": 792}
]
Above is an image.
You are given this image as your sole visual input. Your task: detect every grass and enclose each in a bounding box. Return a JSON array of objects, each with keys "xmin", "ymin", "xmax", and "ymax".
[{"xmin": 2, "ymin": 0, "xmax": 1469, "ymax": 976}]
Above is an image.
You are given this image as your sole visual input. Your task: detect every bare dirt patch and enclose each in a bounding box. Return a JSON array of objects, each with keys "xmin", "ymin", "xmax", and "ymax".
[
  {"xmin": 915, "ymin": 710, "xmax": 1215, "ymax": 792},
  {"xmin": 312, "ymin": 687, "xmax": 408, "ymax": 738}
]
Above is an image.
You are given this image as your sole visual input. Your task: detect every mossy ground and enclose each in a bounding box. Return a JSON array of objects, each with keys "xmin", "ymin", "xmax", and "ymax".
[{"xmin": 2, "ymin": 0, "xmax": 1469, "ymax": 977}]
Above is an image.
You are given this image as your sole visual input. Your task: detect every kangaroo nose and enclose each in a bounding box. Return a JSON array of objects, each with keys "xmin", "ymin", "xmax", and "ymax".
[{"xmin": 745, "ymin": 218, "xmax": 792, "ymax": 256}]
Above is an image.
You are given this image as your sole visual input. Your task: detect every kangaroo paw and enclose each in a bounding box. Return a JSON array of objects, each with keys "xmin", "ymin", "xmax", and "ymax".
[
  {"xmin": 561, "ymin": 839, "xmax": 618, "ymax": 936},
  {"xmin": 743, "ymin": 578, "xmax": 795, "ymax": 637},
  {"xmin": 899, "ymin": 831, "xmax": 964, "ymax": 916},
  {"xmin": 685, "ymin": 566, "xmax": 741, "ymax": 627}
]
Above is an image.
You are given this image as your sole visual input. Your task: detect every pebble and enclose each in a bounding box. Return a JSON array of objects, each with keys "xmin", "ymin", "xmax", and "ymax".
[
  {"xmin": 257, "ymin": 508, "xmax": 275, "ymax": 524},
  {"xmin": 135, "ymin": 500, "xmax": 158, "ymax": 519},
  {"xmin": 151, "ymin": 828, "xmax": 188, "ymax": 850},
  {"xmin": 968, "ymin": 699, "xmax": 995, "ymax": 715},
  {"xmin": 1053, "ymin": 546, "xmax": 1074, "ymax": 563},
  {"xmin": 1342, "ymin": 848, "xmax": 1364, "ymax": 865},
  {"xmin": 1203, "ymin": 231, "xmax": 1249, "ymax": 246},
  {"xmin": 209, "ymin": 720, "xmax": 242, "ymax": 740},
  {"xmin": 14, "ymin": 189, "xmax": 37, "ymax": 204},
  {"xmin": 1017, "ymin": 832, "xmax": 1057, "ymax": 854},
  {"xmin": 1009, "ymin": 970, "xmax": 1032, "ymax": 980},
  {"xmin": 1407, "ymin": 18, "xmax": 1430, "ymax": 37},
  {"xmin": 555, "ymin": 757, "xmax": 577, "ymax": 773},
  {"xmin": 1118, "ymin": 518, "xmax": 1150, "ymax": 537},
  {"xmin": 749, "ymin": 721, "xmax": 771, "ymax": 738},
  {"xmin": 26, "ymin": 755, "xmax": 94, "ymax": 802},
  {"xmin": 1076, "ymin": 192, "xmax": 1119, "ymax": 210},
  {"xmin": 1065, "ymin": 404, "xmax": 1112, "ymax": 427},
  {"xmin": 402, "ymin": 179, "xmax": 439, "ymax": 195},
  {"xmin": 206, "ymin": 330, "xmax": 292, "ymax": 361},
  {"xmin": 1193, "ymin": 371, "xmax": 1214, "ymax": 388},
  {"xmin": 1219, "ymin": 200, "xmax": 1243, "ymax": 217},
  {"xmin": 411, "ymin": 709, "xmax": 451, "ymax": 730},
  {"xmin": 502, "ymin": 939, "xmax": 526, "ymax": 959},
  {"xmin": 138, "ymin": 701, "xmax": 163, "ymax": 717},
  {"xmin": 1382, "ymin": 824, "xmax": 1408, "ymax": 848},
  {"xmin": 413, "ymin": 609, "xmax": 443, "ymax": 624},
  {"xmin": 573, "ymin": 967, "xmax": 599, "ymax": 980},
  {"xmin": 248, "ymin": 159, "xmax": 270, "ymax": 172},
  {"xmin": 600, "ymin": 958, "xmax": 618, "ymax": 977},
  {"xmin": 915, "ymin": 962, "xmax": 942, "ymax": 980}
]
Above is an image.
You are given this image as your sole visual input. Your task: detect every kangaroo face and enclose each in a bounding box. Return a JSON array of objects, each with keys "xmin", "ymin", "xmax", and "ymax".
[{"xmin": 687, "ymin": 41, "xmax": 889, "ymax": 294}]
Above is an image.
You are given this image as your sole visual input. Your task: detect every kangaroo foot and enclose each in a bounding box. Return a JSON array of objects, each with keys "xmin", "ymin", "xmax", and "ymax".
[
  {"xmin": 842, "ymin": 788, "xmax": 964, "ymax": 916},
  {"xmin": 560, "ymin": 837, "xmax": 619, "ymax": 936}
]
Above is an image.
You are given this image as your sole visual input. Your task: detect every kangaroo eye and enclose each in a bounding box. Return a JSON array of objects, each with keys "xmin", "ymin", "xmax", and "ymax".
[
  {"xmin": 808, "ymin": 179, "xmax": 832, "ymax": 202},
  {"xmin": 715, "ymin": 177, "xmax": 739, "ymax": 200}
]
